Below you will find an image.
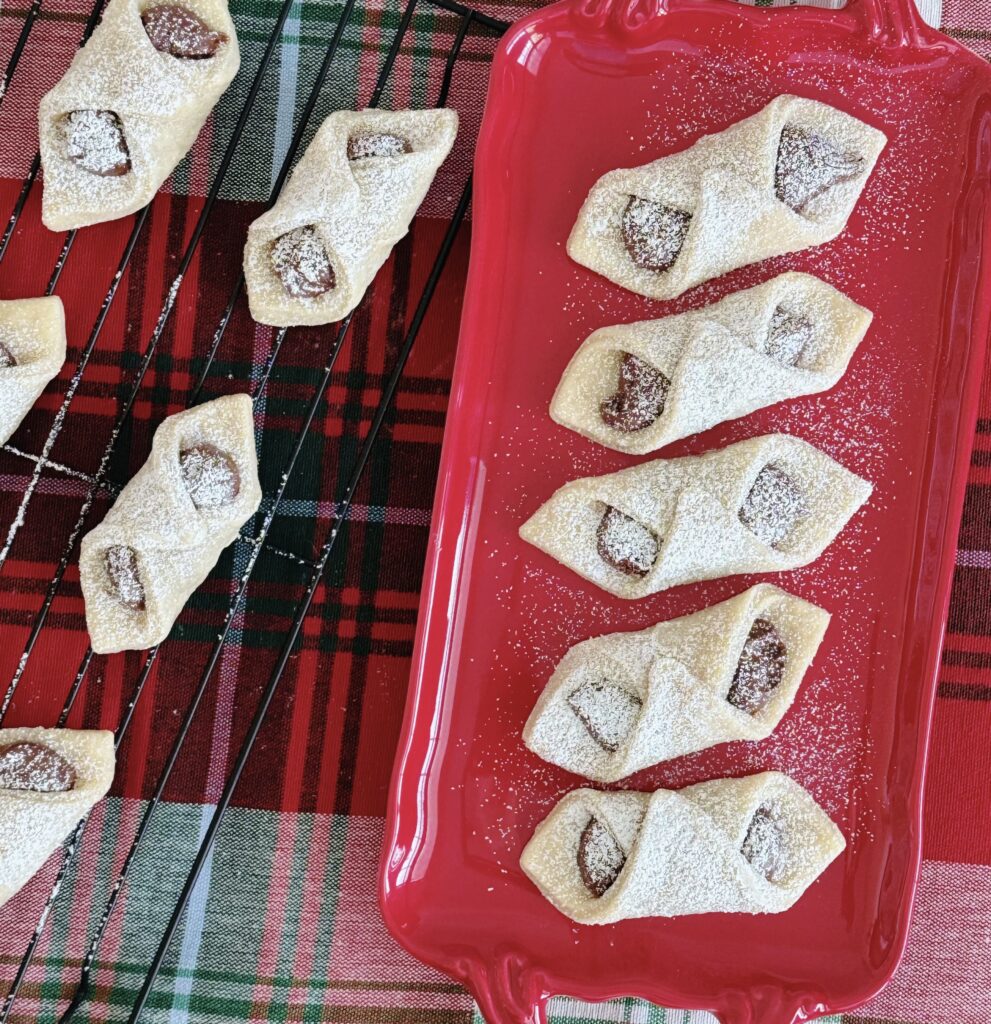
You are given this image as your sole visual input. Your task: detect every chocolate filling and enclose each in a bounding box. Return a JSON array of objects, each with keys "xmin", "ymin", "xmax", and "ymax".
[
  {"xmin": 0, "ymin": 742, "xmax": 77, "ymax": 792},
  {"xmin": 180, "ymin": 443, "xmax": 240, "ymax": 510},
  {"xmin": 621, "ymin": 197, "xmax": 691, "ymax": 273},
  {"xmin": 142, "ymin": 4, "xmax": 227, "ymax": 58},
  {"xmin": 765, "ymin": 306, "xmax": 813, "ymax": 367},
  {"xmin": 727, "ymin": 618, "xmax": 786, "ymax": 714},
  {"xmin": 596, "ymin": 505, "xmax": 659, "ymax": 577},
  {"xmin": 61, "ymin": 110, "xmax": 131, "ymax": 177},
  {"xmin": 567, "ymin": 679, "xmax": 642, "ymax": 753},
  {"xmin": 775, "ymin": 125, "xmax": 865, "ymax": 215},
  {"xmin": 347, "ymin": 132, "xmax": 412, "ymax": 161},
  {"xmin": 600, "ymin": 353, "xmax": 670, "ymax": 432},
  {"xmin": 271, "ymin": 226, "xmax": 336, "ymax": 299},
  {"xmin": 738, "ymin": 464, "xmax": 809, "ymax": 548},
  {"xmin": 577, "ymin": 816, "xmax": 626, "ymax": 897},
  {"xmin": 0, "ymin": 341, "xmax": 16, "ymax": 368},
  {"xmin": 741, "ymin": 804, "xmax": 787, "ymax": 883},
  {"xmin": 105, "ymin": 544, "xmax": 145, "ymax": 611}
]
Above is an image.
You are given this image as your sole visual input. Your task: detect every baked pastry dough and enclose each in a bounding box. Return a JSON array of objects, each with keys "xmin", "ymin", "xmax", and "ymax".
[
  {"xmin": 551, "ymin": 272, "xmax": 872, "ymax": 454},
  {"xmin": 520, "ymin": 771, "xmax": 845, "ymax": 924},
  {"xmin": 524, "ymin": 584, "xmax": 829, "ymax": 782},
  {"xmin": 0, "ymin": 727, "xmax": 115, "ymax": 909},
  {"xmin": 568, "ymin": 95, "xmax": 887, "ymax": 300},
  {"xmin": 519, "ymin": 433, "xmax": 871, "ymax": 599},
  {"xmin": 39, "ymin": 0, "xmax": 239, "ymax": 231},
  {"xmin": 79, "ymin": 393, "xmax": 261, "ymax": 654},
  {"xmin": 243, "ymin": 108, "xmax": 458, "ymax": 327},
  {"xmin": 0, "ymin": 297, "xmax": 67, "ymax": 445}
]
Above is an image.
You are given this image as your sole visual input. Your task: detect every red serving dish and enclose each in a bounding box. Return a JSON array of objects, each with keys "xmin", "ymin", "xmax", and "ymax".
[{"xmin": 379, "ymin": 1, "xmax": 991, "ymax": 1020}]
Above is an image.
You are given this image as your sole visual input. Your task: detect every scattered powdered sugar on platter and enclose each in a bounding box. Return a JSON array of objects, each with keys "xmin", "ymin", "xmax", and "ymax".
[{"xmin": 420, "ymin": 24, "xmax": 980, "ymax": 952}]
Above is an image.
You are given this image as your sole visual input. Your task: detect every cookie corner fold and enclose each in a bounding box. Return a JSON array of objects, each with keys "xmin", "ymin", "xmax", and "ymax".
[
  {"xmin": 523, "ymin": 582, "xmax": 832, "ymax": 782},
  {"xmin": 0, "ymin": 726, "xmax": 117, "ymax": 910},
  {"xmin": 38, "ymin": 0, "xmax": 241, "ymax": 231},
  {"xmin": 79, "ymin": 394, "xmax": 263, "ymax": 654},
  {"xmin": 244, "ymin": 107, "xmax": 459, "ymax": 328},
  {"xmin": 549, "ymin": 272, "xmax": 876, "ymax": 456},
  {"xmin": 521, "ymin": 772, "xmax": 845, "ymax": 924},
  {"xmin": 0, "ymin": 295, "xmax": 68, "ymax": 446},
  {"xmin": 567, "ymin": 95, "xmax": 887, "ymax": 300},
  {"xmin": 519, "ymin": 434, "xmax": 873, "ymax": 597}
]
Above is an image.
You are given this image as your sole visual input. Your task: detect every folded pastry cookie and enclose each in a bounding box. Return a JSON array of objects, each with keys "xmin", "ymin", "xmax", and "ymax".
[
  {"xmin": 39, "ymin": 0, "xmax": 239, "ymax": 230},
  {"xmin": 79, "ymin": 393, "xmax": 262, "ymax": 653},
  {"xmin": 0, "ymin": 297, "xmax": 67, "ymax": 445},
  {"xmin": 520, "ymin": 771, "xmax": 845, "ymax": 924},
  {"xmin": 519, "ymin": 433, "xmax": 871, "ymax": 599},
  {"xmin": 568, "ymin": 95, "xmax": 887, "ymax": 300},
  {"xmin": 551, "ymin": 272, "xmax": 872, "ymax": 454},
  {"xmin": 0, "ymin": 728, "xmax": 115, "ymax": 909},
  {"xmin": 524, "ymin": 584, "xmax": 829, "ymax": 782},
  {"xmin": 243, "ymin": 108, "xmax": 458, "ymax": 327}
]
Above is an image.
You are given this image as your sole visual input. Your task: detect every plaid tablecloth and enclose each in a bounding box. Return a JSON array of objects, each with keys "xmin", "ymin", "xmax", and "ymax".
[{"xmin": 0, "ymin": 1, "xmax": 988, "ymax": 1022}]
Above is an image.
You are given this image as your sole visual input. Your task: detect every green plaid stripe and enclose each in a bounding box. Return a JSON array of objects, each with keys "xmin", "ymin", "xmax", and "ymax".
[
  {"xmin": 2, "ymin": 801, "xmax": 347, "ymax": 1024},
  {"xmin": 183, "ymin": 0, "xmax": 504, "ymax": 207},
  {"xmin": 0, "ymin": 800, "xmax": 849, "ymax": 1024}
]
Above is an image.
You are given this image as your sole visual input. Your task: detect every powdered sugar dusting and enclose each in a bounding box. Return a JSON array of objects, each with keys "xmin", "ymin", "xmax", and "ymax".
[
  {"xmin": 728, "ymin": 618, "xmax": 786, "ymax": 714},
  {"xmin": 774, "ymin": 125, "xmax": 865, "ymax": 214},
  {"xmin": 60, "ymin": 109, "xmax": 131, "ymax": 177},
  {"xmin": 740, "ymin": 803, "xmax": 786, "ymax": 882},
  {"xmin": 765, "ymin": 306, "xmax": 812, "ymax": 366},
  {"xmin": 0, "ymin": 729, "xmax": 114, "ymax": 906},
  {"xmin": 595, "ymin": 504, "xmax": 658, "ymax": 576},
  {"xmin": 141, "ymin": 4, "xmax": 227, "ymax": 60},
  {"xmin": 566, "ymin": 680, "xmax": 642, "ymax": 753},
  {"xmin": 179, "ymin": 443, "xmax": 240, "ymax": 510},
  {"xmin": 577, "ymin": 817, "xmax": 627, "ymax": 896},
  {"xmin": 104, "ymin": 544, "xmax": 145, "ymax": 611},
  {"xmin": 0, "ymin": 743, "xmax": 77, "ymax": 793},
  {"xmin": 347, "ymin": 131, "xmax": 411, "ymax": 160},
  {"xmin": 621, "ymin": 197, "xmax": 691, "ymax": 272},
  {"xmin": 600, "ymin": 352, "xmax": 669, "ymax": 432},
  {"xmin": 271, "ymin": 226, "xmax": 336, "ymax": 299},
  {"xmin": 738, "ymin": 464, "xmax": 810, "ymax": 548}
]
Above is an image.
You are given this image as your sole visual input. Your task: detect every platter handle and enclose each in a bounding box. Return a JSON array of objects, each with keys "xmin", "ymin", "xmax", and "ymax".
[
  {"xmin": 571, "ymin": 0, "xmax": 663, "ymax": 36},
  {"xmin": 570, "ymin": 0, "xmax": 928, "ymax": 46},
  {"xmin": 716, "ymin": 986, "xmax": 827, "ymax": 1024},
  {"xmin": 458, "ymin": 953, "xmax": 549, "ymax": 1024},
  {"xmin": 849, "ymin": 0, "xmax": 927, "ymax": 44}
]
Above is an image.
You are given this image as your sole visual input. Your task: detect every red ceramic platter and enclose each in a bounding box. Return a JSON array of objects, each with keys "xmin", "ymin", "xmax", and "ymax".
[{"xmin": 380, "ymin": 1, "xmax": 991, "ymax": 1021}]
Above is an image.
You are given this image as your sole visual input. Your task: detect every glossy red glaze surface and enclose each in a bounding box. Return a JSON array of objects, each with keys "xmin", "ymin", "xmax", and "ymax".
[{"xmin": 380, "ymin": 1, "xmax": 991, "ymax": 1021}]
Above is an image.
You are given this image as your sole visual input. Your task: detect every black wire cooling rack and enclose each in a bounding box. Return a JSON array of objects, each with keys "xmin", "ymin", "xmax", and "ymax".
[{"xmin": 0, "ymin": 0, "xmax": 510, "ymax": 1019}]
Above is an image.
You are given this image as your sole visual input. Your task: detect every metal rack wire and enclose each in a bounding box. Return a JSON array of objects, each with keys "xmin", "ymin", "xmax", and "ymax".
[{"xmin": 0, "ymin": 0, "xmax": 509, "ymax": 1018}]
